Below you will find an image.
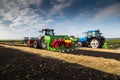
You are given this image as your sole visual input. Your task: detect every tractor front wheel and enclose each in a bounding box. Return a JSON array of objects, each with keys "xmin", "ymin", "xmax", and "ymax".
[{"xmin": 90, "ymin": 39, "xmax": 100, "ymax": 48}]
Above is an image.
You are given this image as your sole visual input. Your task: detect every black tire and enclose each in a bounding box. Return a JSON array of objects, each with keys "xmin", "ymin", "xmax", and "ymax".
[
  {"xmin": 40, "ymin": 37, "xmax": 47, "ymax": 49},
  {"xmin": 90, "ymin": 38, "xmax": 100, "ymax": 48},
  {"xmin": 100, "ymin": 40, "xmax": 105, "ymax": 48},
  {"xmin": 83, "ymin": 41, "xmax": 89, "ymax": 47},
  {"xmin": 77, "ymin": 42, "xmax": 83, "ymax": 47},
  {"xmin": 33, "ymin": 41, "xmax": 39, "ymax": 48}
]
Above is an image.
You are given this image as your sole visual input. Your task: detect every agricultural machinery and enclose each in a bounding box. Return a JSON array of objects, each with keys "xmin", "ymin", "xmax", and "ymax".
[
  {"xmin": 78, "ymin": 30, "xmax": 105, "ymax": 48},
  {"xmin": 23, "ymin": 29, "xmax": 78, "ymax": 52}
]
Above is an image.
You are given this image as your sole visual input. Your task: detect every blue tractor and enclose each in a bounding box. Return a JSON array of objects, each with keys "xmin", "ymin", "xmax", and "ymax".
[{"xmin": 78, "ymin": 30, "xmax": 105, "ymax": 48}]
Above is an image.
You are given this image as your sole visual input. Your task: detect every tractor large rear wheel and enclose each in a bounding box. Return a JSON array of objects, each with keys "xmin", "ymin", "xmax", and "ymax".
[
  {"xmin": 40, "ymin": 37, "xmax": 47, "ymax": 49},
  {"xmin": 90, "ymin": 39, "xmax": 100, "ymax": 48}
]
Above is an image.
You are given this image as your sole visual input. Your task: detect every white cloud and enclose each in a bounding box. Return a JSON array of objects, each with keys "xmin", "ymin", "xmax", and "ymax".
[
  {"xmin": 16, "ymin": 0, "xmax": 42, "ymax": 8},
  {"xmin": 0, "ymin": 0, "xmax": 42, "ymax": 9},
  {"xmin": 0, "ymin": 0, "xmax": 16, "ymax": 9},
  {"xmin": 46, "ymin": 19, "xmax": 53, "ymax": 23},
  {"xmin": 72, "ymin": 2, "xmax": 120, "ymax": 24},
  {"xmin": 0, "ymin": 0, "xmax": 55, "ymax": 39},
  {"xmin": 50, "ymin": 0, "xmax": 74, "ymax": 15},
  {"xmin": 73, "ymin": 10, "xmax": 91, "ymax": 22},
  {"xmin": 93, "ymin": 2, "xmax": 120, "ymax": 21},
  {"xmin": 0, "ymin": 24, "xmax": 20, "ymax": 39}
]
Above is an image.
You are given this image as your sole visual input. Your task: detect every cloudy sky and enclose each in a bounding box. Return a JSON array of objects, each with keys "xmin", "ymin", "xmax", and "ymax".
[{"xmin": 0, "ymin": 0, "xmax": 120, "ymax": 39}]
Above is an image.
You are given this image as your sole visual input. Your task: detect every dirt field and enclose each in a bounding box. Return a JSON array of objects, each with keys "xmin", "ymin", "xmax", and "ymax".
[{"xmin": 0, "ymin": 44, "xmax": 120, "ymax": 80}]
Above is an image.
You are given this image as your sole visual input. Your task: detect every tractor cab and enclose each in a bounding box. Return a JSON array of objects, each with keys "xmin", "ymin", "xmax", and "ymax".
[
  {"xmin": 86, "ymin": 30, "xmax": 102, "ymax": 37},
  {"xmin": 39, "ymin": 29, "xmax": 54, "ymax": 36},
  {"xmin": 37, "ymin": 29, "xmax": 55, "ymax": 49}
]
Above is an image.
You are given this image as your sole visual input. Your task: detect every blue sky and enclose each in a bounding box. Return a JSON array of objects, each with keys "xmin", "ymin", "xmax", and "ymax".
[{"xmin": 0, "ymin": 0, "xmax": 120, "ymax": 39}]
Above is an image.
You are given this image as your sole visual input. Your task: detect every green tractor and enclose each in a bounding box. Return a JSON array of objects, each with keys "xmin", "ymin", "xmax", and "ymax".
[{"xmin": 24, "ymin": 29, "xmax": 77, "ymax": 52}]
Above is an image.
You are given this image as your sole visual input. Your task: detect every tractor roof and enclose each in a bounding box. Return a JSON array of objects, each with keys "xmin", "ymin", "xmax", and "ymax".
[
  {"xmin": 42, "ymin": 28, "xmax": 54, "ymax": 31},
  {"xmin": 87, "ymin": 30, "xmax": 100, "ymax": 32}
]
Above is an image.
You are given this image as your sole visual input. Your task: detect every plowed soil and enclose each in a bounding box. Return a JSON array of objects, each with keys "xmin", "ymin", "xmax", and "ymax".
[{"xmin": 0, "ymin": 45, "xmax": 120, "ymax": 80}]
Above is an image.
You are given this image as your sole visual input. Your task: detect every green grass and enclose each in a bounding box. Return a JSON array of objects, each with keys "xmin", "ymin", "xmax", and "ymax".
[
  {"xmin": 0, "ymin": 40, "xmax": 22, "ymax": 44},
  {"xmin": 0, "ymin": 40, "xmax": 22, "ymax": 42},
  {"xmin": 106, "ymin": 38, "xmax": 120, "ymax": 49}
]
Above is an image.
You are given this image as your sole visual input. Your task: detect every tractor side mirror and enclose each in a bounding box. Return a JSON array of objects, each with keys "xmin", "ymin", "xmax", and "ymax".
[
  {"xmin": 100, "ymin": 33, "xmax": 102, "ymax": 35},
  {"xmin": 53, "ymin": 33, "xmax": 55, "ymax": 35},
  {"xmin": 39, "ymin": 31, "xmax": 42, "ymax": 33},
  {"xmin": 39, "ymin": 31, "xmax": 43, "ymax": 36}
]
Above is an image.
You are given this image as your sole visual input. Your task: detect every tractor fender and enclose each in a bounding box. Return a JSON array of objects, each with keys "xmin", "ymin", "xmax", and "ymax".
[
  {"xmin": 88, "ymin": 37, "xmax": 105, "ymax": 43},
  {"xmin": 88, "ymin": 37, "xmax": 100, "ymax": 42},
  {"xmin": 87, "ymin": 37, "xmax": 99, "ymax": 46},
  {"xmin": 39, "ymin": 36, "xmax": 44, "ymax": 40}
]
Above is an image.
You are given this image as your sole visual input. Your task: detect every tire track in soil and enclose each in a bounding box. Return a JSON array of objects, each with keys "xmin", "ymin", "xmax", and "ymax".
[{"xmin": 67, "ymin": 49, "xmax": 120, "ymax": 61}]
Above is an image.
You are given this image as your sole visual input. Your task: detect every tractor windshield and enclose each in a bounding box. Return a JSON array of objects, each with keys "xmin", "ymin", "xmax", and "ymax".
[
  {"xmin": 39, "ymin": 29, "xmax": 54, "ymax": 36},
  {"xmin": 87, "ymin": 31, "xmax": 101, "ymax": 37},
  {"xmin": 45, "ymin": 30, "xmax": 54, "ymax": 36}
]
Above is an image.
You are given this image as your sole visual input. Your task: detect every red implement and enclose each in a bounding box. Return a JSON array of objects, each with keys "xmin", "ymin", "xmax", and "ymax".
[
  {"xmin": 52, "ymin": 39, "xmax": 65, "ymax": 48},
  {"xmin": 28, "ymin": 40, "xmax": 34, "ymax": 47}
]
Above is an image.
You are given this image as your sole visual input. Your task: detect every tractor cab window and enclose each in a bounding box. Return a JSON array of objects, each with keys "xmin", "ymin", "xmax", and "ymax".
[
  {"xmin": 94, "ymin": 31, "xmax": 101, "ymax": 36},
  {"xmin": 45, "ymin": 30, "xmax": 54, "ymax": 36},
  {"xmin": 87, "ymin": 32, "xmax": 93, "ymax": 37},
  {"xmin": 87, "ymin": 31, "xmax": 101, "ymax": 37},
  {"xmin": 39, "ymin": 30, "xmax": 54, "ymax": 36}
]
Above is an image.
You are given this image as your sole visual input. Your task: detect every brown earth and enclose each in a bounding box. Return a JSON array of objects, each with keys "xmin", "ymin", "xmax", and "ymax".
[{"xmin": 0, "ymin": 44, "xmax": 120, "ymax": 80}]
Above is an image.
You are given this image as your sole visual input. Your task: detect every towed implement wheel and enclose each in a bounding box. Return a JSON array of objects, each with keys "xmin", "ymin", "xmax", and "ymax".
[
  {"xmin": 40, "ymin": 37, "xmax": 47, "ymax": 49},
  {"xmin": 90, "ymin": 39, "xmax": 100, "ymax": 48},
  {"xmin": 77, "ymin": 42, "xmax": 83, "ymax": 47}
]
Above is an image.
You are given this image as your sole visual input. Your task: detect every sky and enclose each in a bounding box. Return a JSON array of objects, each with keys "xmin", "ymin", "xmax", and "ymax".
[{"xmin": 0, "ymin": 0, "xmax": 120, "ymax": 39}]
